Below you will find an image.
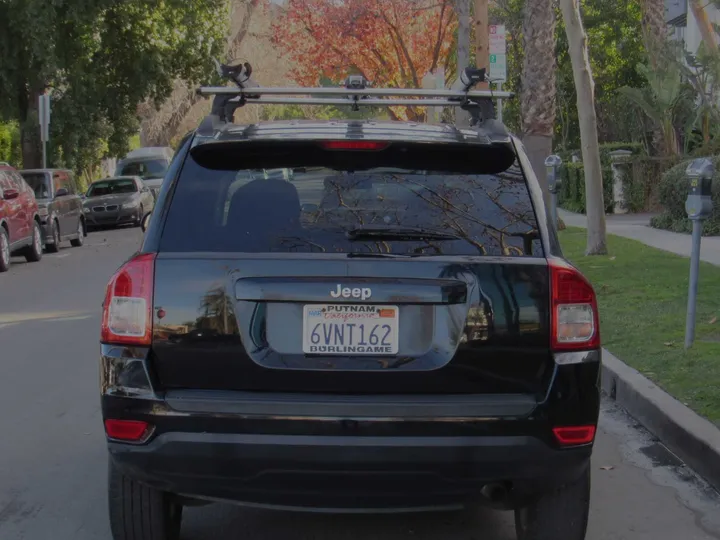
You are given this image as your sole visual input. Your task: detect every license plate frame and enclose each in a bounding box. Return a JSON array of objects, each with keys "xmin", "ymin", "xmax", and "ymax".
[{"xmin": 302, "ymin": 304, "xmax": 399, "ymax": 355}]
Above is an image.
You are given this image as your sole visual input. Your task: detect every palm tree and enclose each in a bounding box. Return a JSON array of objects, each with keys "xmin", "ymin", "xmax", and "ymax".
[
  {"xmin": 520, "ymin": 0, "xmax": 557, "ymax": 207},
  {"xmin": 638, "ymin": 0, "xmax": 670, "ymax": 154},
  {"xmin": 619, "ymin": 62, "xmax": 684, "ymax": 156},
  {"xmin": 639, "ymin": 0, "xmax": 668, "ymax": 69}
]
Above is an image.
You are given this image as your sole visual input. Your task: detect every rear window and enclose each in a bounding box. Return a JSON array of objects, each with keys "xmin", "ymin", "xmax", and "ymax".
[
  {"xmin": 20, "ymin": 172, "xmax": 51, "ymax": 198},
  {"xmin": 118, "ymin": 159, "xmax": 168, "ymax": 179},
  {"xmin": 87, "ymin": 178, "xmax": 138, "ymax": 197},
  {"xmin": 160, "ymin": 146, "xmax": 541, "ymax": 257}
]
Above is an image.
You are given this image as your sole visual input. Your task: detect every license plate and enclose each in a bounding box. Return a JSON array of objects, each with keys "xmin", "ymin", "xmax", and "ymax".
[{"xmin": 302, "ymin": 304, "xmax": 399, "ymax": 355}]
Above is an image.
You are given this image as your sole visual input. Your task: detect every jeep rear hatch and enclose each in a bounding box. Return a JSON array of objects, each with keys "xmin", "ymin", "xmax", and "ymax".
[{"xmin": 132, "ymin": 138, "xmax": 557, "ymax": 395}]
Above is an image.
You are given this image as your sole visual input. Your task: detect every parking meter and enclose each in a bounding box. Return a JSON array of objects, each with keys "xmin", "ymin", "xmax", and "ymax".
[
  {"xmin": 545, "ymin": 155, "xmax": 563, "ymax": 194},
  {"xmin": 685, "ymin": 158, "xmax": 714, "ymax": 220},
  {"xmin": 544, "ymin": 155, "xmax": 563, "ymax": 227},
  {"xmin": 684, "ymin": 158, "xmax": 715, "ymax": 349}
]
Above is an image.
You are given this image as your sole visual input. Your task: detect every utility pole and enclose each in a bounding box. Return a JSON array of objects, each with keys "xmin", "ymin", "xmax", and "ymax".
[
  {"xmin": 474, "ymin": 0, "xmax": 489, "ymax": 90},
  {"xmin": 38, "ymin": 93, "xmax": 50, "ymax": 169},
  {"xmin": 455, "ymin": 0, "xmax": 471, "ymax": 126}
]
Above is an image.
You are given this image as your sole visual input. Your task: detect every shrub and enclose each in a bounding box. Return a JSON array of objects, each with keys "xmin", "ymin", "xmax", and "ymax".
[
  {"xmin": 651, "ymin": 155, "xmax": 720, "ymax": 236},
  {"xmin": 0, "ymin": 122, "xmax": 21, "ymax": 167},
  {"xmin": 624, "ymin": 156, "xmax": 679, "ymax": 213}
]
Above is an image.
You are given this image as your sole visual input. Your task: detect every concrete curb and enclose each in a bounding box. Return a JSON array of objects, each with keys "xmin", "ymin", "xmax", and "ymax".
[{"xmin": 601, "ymin": 349, "xmax": 720, "ymax": 491}]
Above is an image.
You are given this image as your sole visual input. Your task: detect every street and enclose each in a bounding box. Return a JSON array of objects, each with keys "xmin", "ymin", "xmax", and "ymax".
[{"xmin": 1, "ymin": 227, "xmax": 719, "ymax": 540}]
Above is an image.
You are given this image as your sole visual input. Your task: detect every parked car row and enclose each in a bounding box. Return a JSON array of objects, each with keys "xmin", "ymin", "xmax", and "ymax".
[{"xmin": 0, "ymin": 162, "xmax": 156, "ymax": 273}]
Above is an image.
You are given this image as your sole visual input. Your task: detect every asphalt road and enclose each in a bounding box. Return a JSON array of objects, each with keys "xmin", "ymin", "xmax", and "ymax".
[{"xmin": 1, "ymin": 226, "xmax": 720, "ymax": 540}]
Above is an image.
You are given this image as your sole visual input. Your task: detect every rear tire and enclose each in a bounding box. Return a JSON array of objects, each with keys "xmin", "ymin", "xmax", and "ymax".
[
  {"xmin": 46, "ymin": 220, "xmax": 60, "ymax": 253},
  {"xmin": 24, "ymin": 221, "xmax": 43, "ymax": 263},
  {"xmin": 514, "ymin": 467, "xmax": 590, "ymax": 540},
  {"xmin": 0, "ymin": 227, "xmax": 10, "ymax": 272},
  {"xmin": 70, "ymin": 219, "xmax": 84, "ymax": 247},
  {"xmin": 108, "ymin": 460, "xmax": 183, "ymax": 540},
  {"xmin": 135, "ymin": 205, "xmax": 145, "ymax": 227}
]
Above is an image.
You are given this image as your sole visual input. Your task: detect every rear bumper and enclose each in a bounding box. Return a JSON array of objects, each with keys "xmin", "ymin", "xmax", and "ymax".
[
  {"xmin": 109, "ymin": 431, "xmax": 591, "ymax": 511},
  {"xmin": 102, "ymin": 346, "xmax": 601, "ymax": 511}
]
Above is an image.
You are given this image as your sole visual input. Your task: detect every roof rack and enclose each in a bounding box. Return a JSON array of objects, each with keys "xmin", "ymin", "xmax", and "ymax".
[{"xmin": 197, "ymin": 60, "xmax": 513, "ymax": 129}]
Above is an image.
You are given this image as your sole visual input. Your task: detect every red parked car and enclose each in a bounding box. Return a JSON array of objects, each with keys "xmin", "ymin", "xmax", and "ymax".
[{"xmin": 0, "ymin": 163, "xmax": 43, "ymax": 272}]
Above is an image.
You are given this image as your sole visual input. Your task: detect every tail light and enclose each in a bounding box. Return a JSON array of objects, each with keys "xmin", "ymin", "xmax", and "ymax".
[
  {"xmin": 104, "ymin": 419, "xmax": 152, "ymax": 441},
  {"xmin": 320, "ymin": 140, "xmax": 390, "ymax": 151},
  {"xmin": 550, "ymin": 259, "xmax": 600, "ymax": 351},
  {"xmin": 101, "ymin": 253, "xmax": 156, "ymax": 346},
  {"xmin": 553, "ymin": 425, "xmax": 596, "ymax": 446}
]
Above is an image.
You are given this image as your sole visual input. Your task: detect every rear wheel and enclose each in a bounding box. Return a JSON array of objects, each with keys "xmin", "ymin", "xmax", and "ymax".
[
  {"xmin": 70, "ymin": 219, "xmax": 84, "ymax": 247},
  {"xmin": 24, "ymin": 221, "xmax": 43, "ymax": 263},
  {"xmin": 514, "ymin": 467, "xmax": 590, "ymax": 540},
  {"xmin": 0, "ymin": 227, "xmax": 10, "ymax": 272},
  {"xmin": 46, "ymin": 220, "xmax": 60, "ymax": 253},
  {"xmin": 135, "ymin": 205, "xmax": 145, "ymax": 227},
  {"xmin": 108, "ymin": 460, "xmax": 183, "ymax": 540}
]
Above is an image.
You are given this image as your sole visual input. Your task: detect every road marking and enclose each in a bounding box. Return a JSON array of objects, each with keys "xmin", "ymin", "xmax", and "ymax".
[{"xmin": 53, "ymin": 253, "xmax": 70, "ymax": 258}]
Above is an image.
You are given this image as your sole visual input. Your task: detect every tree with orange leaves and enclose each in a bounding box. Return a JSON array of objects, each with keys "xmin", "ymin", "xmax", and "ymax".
[{"xmin": 270, "ymin": 0, "xmax": 458, "ymax": 121}]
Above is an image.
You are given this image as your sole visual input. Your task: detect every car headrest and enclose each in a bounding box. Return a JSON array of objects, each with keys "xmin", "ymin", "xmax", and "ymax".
[{"xmin": 226, "ymin": 179, "xmax": 301, "ymax": 235}]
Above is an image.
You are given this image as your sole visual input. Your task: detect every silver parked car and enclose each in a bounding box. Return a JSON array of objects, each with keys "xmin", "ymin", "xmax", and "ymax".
[
  {"xmin": 83, "ymin": 176, "xmax": 155, "ymax": 230},
  {"xmin": 115, "ymin": 147, "xmax": 173, "ymax": 200}
]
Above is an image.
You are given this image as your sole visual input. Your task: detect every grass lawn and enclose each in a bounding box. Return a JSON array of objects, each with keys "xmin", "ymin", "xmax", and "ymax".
[{"xmin": 559, "ymin": 227, "xmax": 720, "ymax": 424}]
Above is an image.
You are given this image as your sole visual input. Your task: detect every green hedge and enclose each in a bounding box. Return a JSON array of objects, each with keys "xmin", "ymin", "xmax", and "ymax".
[
  {"xmin": 557, "ymin": 143, "xmax": 645, "ymax": 213},
  {"xmin": 557, "ymin": 162, "xmax": 614, "ymax": 213},
  {"xmin": 650, "ymin": 155, "xmax": 720, "ymax": 235},
  {"xmin": 626, "ymin": 156, "xmax": 678, "ymax": 212}
]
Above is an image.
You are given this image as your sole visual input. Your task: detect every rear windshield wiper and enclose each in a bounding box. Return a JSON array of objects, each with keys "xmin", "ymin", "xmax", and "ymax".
[{"xmin": 345, "ymin": 226, "xmax": 463, "ymax": 242}]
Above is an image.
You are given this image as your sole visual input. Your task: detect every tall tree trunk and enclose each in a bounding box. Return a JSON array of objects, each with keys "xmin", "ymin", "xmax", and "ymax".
[
  {"xmin": 521, "ymin": 0, "xmax": 557, "ymax": 211},
  {"xmin": 559, "ymin": 0, "xmax": 607, "ymax": 255},
  {"xmin": 640, "ymin": 0, "xmax": 668, "ymax": 68},
  {"xmin": 19, "ymin": 89, "xmax": 42, "ymax": 169},
  {"xmin": 455, "ymin": 0, "xmax": 471, "ymax": 126},
  {"xmin": 689, "ymin": 0, "xmax": 718, "ymax": 51},
  {"xmin": 640, "ymin": 0, "xmax": 668, "ymax": 154}
]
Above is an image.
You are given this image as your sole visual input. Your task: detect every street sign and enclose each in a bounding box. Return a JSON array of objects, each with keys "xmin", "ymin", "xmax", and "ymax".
[
  {"xmin": 38, "ymin": 94, "xmax": 50, "ymax": 143},
  {"xmin": 38, "ymin": 93, "xmax": 51, "ymax": 168},
  {"xmin": 488, "ymin": 25, "xmax": 507, "ymax": 82},
  {"xmin": 489, "ymin": 25, "xmax": 506, "ymax": 54},
  {"xmin": 489, "ymin": 53, "xmax": 507, "ymax": 82}
]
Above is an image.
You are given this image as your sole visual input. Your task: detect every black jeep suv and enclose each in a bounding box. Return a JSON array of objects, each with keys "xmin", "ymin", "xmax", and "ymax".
[{"xmin": 100, "ymin": 115, "xmax": 600, "ymax": 540}]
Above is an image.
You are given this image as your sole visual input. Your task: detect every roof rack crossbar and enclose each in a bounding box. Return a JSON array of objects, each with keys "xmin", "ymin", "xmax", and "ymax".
[
  {"xmin": 206, "ymin": 97, "xmax": 508, "ymax": 107},
  {"xmin": 197, "ymin": 86, "xmax": 513, "ymax": 100}
]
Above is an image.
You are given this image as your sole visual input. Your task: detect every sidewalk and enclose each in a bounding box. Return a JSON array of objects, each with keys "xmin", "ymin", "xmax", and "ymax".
[
  {"xmin": 559, "ymin": 209, "xmax": 720, "ymax": 266},
  {"xmin": 559, "ymin": 208, "xmax": 720, "ymax": 492}
]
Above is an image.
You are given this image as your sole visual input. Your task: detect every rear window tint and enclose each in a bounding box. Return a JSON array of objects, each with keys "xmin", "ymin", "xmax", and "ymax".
[{"xmin": 160, "ymin": 151, "xmax": 541, "ymax": 257}]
